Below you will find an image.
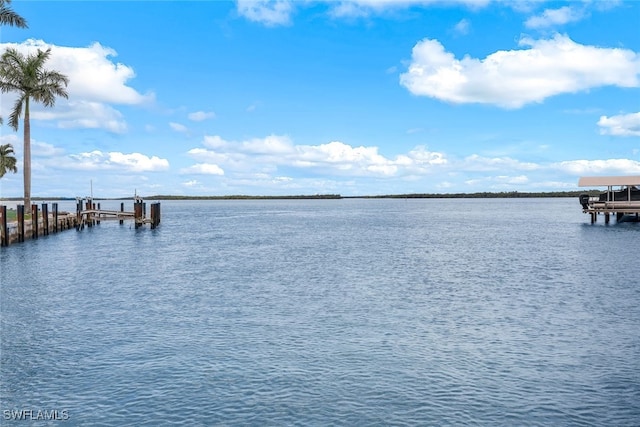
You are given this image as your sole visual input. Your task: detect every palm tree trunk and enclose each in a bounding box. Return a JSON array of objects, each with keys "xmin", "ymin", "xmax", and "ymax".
[{"xmin": 23, "ymin": 97, "xmax": 31, "ymax": 209}]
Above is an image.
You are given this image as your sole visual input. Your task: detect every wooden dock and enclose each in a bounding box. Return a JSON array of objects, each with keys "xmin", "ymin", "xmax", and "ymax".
[
  {"xmin": 0, "ymin": 197, "xmax": 160, "ymax": 247},
  {"xmin": 77, "ymin": 197, "xmax": 160, "ymax": 230},
  {"xmin": 578, "ymin": 176, "xmax": 640, "ymax": 223}
]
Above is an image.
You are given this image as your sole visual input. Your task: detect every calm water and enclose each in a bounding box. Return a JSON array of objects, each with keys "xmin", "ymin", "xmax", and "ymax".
[{"xmin": 1, "ymin": 198, "xmax": 639, "ymax": 426}]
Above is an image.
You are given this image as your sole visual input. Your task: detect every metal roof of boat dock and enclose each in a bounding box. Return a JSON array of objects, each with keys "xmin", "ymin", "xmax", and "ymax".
[{"xmin": 578, "ymin": 176, "xmax": 640, "ymax": 187}]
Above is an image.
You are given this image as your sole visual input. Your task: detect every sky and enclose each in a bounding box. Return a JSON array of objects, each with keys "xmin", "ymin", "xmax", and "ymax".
[{"xmin": 0, "ymin": 0, "xmax": 639, "ymax": 198}]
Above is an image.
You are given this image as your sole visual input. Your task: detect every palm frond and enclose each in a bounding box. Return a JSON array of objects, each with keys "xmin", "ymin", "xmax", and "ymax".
[
  {"xmin": 8, "ymin": 96, "xmax": 24, "ymax": 131},
  {"xmin": 0, "ymin": 0, "xmax": 28, "ymax": 28}
]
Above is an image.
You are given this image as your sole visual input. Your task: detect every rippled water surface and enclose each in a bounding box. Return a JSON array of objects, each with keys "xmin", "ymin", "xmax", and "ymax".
[{"xmin": 1, "ymin": 198, "xmax": 639, "ymax": 426}]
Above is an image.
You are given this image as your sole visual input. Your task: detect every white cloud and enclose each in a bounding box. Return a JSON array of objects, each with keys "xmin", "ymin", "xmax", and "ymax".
[
  {"xmin": 554, "ymin": 159, "xmax": 640, "ymax": 175},
  {"xmin": 66, "ymin": 151, "xmax": 169, "ymax": 172},
  {"xmin": 400, "ymin": 34, "xmax": 640, "ymax": 108},
  {"xmin": 236, "ymin": 0, "xmax": 293, "ymax": 26},
  {"xmin": 464, "ymin": 174, "xmax": 530, "ymax": 187},
  {"xmin": 187, "ymin": 134, "xmax": 448, "ymax": 179},
  {"xmin": 235, "ymin": 0, "xmax": 490, "ymax": 24},
  {"xmin": 525, "ymin": 6, "xmax": 585, "ymax": 29},
  {"xmin": 1, "ymin": 39, "xmax": 152, "ymax": 105},
  {"xmin": 242, "ymin": 135, "xmax": 294, "ymax": 154},
  {"xmin": 598, "ymin": 112, "xmax": 640, "ymax": 136},
  {"xmin": 183, "ymin": 180, "xmax": 200, "ymax": 187},
  {"xmin": 462, "ymin": 154, "xmax": 540, "ymax": 171},
  {"xmin": 203, "ymin": 135, "xmax": 229, "ymax": 149},
  {"xmin": 169, "ymin": 122, "xmax": 189, "ymax": 133},
  {"xmin": 0, "ymin": 39, "xmax": 153, "ymax": 132},
  {"xmin": 34, "ymin": 101, "xmax": 128, "ymax": 133},
  {"xmin": 453, "ymin": 18, "xmax": 470, "ymax": 35},
  {"xmin": 32, "ymin": 141, "xmax": 64, "ymax": 157},
  {"xmin": 181, "ymin": 163, "xmax": 225, "ymax": 175},
  {"xmin": 328, "ymin": 0, "xmax": 489, "ymax": 18},
  {"xmin": 188, "ymin": 111, "xmax": 216, "ymax": 121}
]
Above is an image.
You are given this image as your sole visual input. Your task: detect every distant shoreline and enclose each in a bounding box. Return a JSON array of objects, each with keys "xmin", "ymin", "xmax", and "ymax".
[{"xmin": 0, "ymin": 190, "xmax": 598, "ymax": 202}]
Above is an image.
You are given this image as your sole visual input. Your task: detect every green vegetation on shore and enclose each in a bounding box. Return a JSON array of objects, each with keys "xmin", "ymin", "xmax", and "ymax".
[
  {"xmin": 146, "ymin": 190, "xmax": 597, "ymax": 200},
  {"xmin": 352, "ymin": 190, "xmax": 600, "ymax": 199},
  {"xmin": 1, "ymin": 190, "xmax": 601, "ymax": 203}
]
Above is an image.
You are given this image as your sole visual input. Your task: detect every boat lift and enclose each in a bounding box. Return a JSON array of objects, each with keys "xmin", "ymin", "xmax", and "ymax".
[{"xmin": 578, "ymin": 176, "xmax": 640, "ymax": 223}]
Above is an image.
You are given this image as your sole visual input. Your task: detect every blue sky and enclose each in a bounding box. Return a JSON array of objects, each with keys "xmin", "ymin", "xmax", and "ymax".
[{"xmin": 1, "ymin": 0, "xmax": 639, "ymax": 198}]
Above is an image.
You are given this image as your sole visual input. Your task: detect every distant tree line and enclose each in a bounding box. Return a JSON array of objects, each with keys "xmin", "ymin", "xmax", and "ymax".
[
  {"xmin": 355, "ymin": 190, "xmax": 600, "ymax": 199},
  {"xmin": 143, "ymin": 194, "xmax": 343, "ymax": 200},
  {"xmin": 1, "ymin": 191, "xmax": 605, "ymax": 202}
]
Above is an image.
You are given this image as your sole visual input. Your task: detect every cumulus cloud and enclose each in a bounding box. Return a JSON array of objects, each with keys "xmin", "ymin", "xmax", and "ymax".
[
  {"xmin": 0, "ymin": 39, "xmax": 152, "ymax": 132},
  {"xmin": 462, "ymin": 154, "xmax": 540, "ymax": 172},
  {"xmin": 188, "ymin": 111, "xmax": 216, "ymax": 121},
  {"xmin": 554, "ymin": 158, "xmax": 640, "ymax": 175},
  {"xmin": 236, "ymin": 0, "xmax": 293, "ymax": 26},
  {"xmin": 328, "ymin": 0, "xmax": 489, "ymax": 18},
  {"xmin": 400, "ymin": 34, "xmax": 640, "ymax": 108},
  {"xmin": 235, "ymin": 0, "xmax": 490, "ymax": 24},
  {"xmin": 66, "ymin": 151, "xmax": 169, "ymax": 172},
  {"xmin": 464, "ymin": 174, "xmax": 530, "ymax": 187},
  {"xmin": 181, "ymin": 163, "xmax": 225, "ymax": 175},
  {"xmin": 186, "ymin": 134, "xmax": 448, "ymax": 179},
  {"xmin": 598, "ymin": 112, "xmax": 640, "ymax": 136},
  {"xmin": 525, "ymin": 6, "xmax": 586, "ymax": 29},
  {"xmin": 1, "ymin": 39, "xmax": 152, "ymax": 104},
  {"xmin": 32, "ymin": 141, "xmax": 65, "ymax": 157},
  {"xmin": 169, "ymin": 122, "xmax": 189, "ymax": 133},
  {"xmin": 34, "ymin": 101, "xmax": 128, "ymax": 133}
]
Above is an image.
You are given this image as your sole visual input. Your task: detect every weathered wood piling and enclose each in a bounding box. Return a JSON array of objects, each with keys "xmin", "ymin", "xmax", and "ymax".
[{"xmin": 0, "ymin": 197, "xmax": 161, "ymax": 247}]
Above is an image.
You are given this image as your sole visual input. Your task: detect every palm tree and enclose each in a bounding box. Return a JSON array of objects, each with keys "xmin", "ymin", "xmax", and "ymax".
[
  {"xmin": 0, "ymin": 143, "xmax": 18, "ymax": 178},
  {"xmin": 0, "ymin": 0, "xmax": 28, "ymax": 126},
  {"xmin": 0, "ymin": 48, "xmax": 68, "ymax": 208},
  {"xmin": 0, "ymin": 0, "xmax": 27, "ymax": 28}
]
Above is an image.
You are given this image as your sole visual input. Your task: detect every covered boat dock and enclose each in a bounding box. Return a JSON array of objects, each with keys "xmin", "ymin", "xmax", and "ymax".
[{"xmin": 578, "ymin": 175, "xmax": 640, "ymax": 223}]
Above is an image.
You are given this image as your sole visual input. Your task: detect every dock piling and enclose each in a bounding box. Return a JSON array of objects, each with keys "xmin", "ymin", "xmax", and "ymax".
[
  {"xmin": 31, "ymin": 204, "xmax": 38, "ymax": 239},
  {"xmin": 0, "ymin": 205, "xmax": 7, "ymax": 247},
  {"xmin": 1, "ymin": 196, "xmax": 160, "ymax": 247},
  {"xmin": 134, "ymin": 200, "xmax": 143, "ymax": 229},
  {"xmin": 53, "ymin": 203, "xmax": 59, "ymax": 233},
  {"xmin": 42, "ymin": 203, "xmax": 49, "ymax": 236},
  {"xmin": 17, "ymin": 205, "xmax": 24, "ymax": 242}
]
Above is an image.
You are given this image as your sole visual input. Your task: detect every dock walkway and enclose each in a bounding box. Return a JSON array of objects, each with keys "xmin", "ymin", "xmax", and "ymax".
[{"xmin": 0, "ymin": 197, "xmax": 160, "ymax": 247}]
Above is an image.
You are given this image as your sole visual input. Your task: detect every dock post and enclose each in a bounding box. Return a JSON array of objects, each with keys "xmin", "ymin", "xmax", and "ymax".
[
  {"xmin": 31, "ymin": 204, "xmax": 38, "ymax": 239},
  {"xmin": 0, "ymin": 205, "xmax": 7, "ymax": 247},
  {"xmin": 53, "ymin": 203, "xmax": 59, "ymax": 233},
  {"xmin": 150, "ymin": 203, "xmax": 161, "ymax": 229},
  {"xmin": 97, "ymin": 202, "xmax": 101, "ymax": 225},
  {"xmin": 590, "ymin": 212, "xmax": 596, "ymax": 224},
  {"xmin": 134, "ymin": 200, "xmax": 143, "ymax": 229},
  {"xmin": 86, "ymin": 198, "xmax": 93, "ymax": 227},
  {"xmin": 42, "ymin": 203, "xmax": 49, "ymax": 236},
  {"xmin": 76, "ymin": 200, "xmax": 82, "ymax": 230},
  {"xmin": 120, "ymin": 202, "xmax": 124, "ymax": 225},
  {"xmin": 17, "ymin": 205, "xmax": 24, "ymax": 242},
  {"xmin": 605, "ymin": 213, "xmax": 610, "ymax": 224},
  {"xmin": 617, "ymin": 212, "xmax": 624, "ymax": 222}
]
